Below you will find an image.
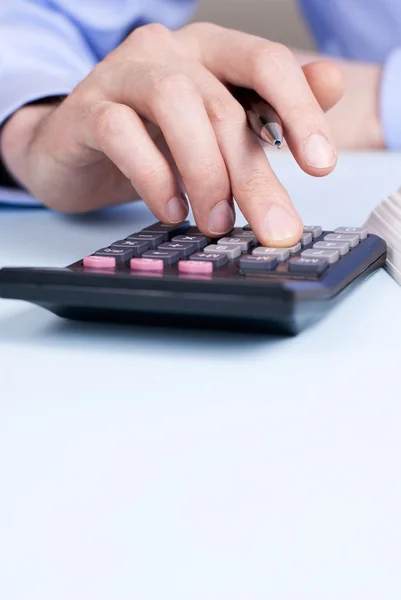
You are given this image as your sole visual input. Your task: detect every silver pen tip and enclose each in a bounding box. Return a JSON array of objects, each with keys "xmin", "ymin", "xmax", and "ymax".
[{"xmin": 273, "ymin": 140, "xmax": 283, "ymax": 150}]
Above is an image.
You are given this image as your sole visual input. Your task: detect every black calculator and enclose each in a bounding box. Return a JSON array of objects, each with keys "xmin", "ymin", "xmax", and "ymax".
[{"xmin": 0, "ymin": 221, "xmax": 386, "ymax": 334}]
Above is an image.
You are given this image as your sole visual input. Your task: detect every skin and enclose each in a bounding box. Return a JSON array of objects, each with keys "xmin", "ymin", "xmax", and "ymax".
[{"xmin": 0, "ymin": 23, "xmax": 382, "ymax": 247}]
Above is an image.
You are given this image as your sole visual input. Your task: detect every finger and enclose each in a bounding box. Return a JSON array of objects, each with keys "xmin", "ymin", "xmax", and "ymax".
[
  {"xmin": 302, "ymin": 59, "xmax": 346, "ymax": 112},
  {"xmin": 197, "ymin": 69, "xmax": 303, "ymax": 246},
  {"xmin": 185, "ymin": 25, "xmax": 338, "ymax": 178},
  {"xmin": 146, "ymin": 72, "xmax": 235, "ymax": 236},
  {"xmin": 88, "ymin": 101, "xmax": 189, "ymax": 222}
]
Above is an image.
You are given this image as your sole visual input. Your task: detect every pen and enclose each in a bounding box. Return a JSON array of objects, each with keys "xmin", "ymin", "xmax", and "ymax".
[{"xmin": 235, "ymin": 87, "xmax": 284, "ymax": 149}]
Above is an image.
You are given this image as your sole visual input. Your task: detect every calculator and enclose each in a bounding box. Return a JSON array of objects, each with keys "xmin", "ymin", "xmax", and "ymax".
[{"xmin": 0, "ymin": 221, "xmax": 387, "ymax": 334}]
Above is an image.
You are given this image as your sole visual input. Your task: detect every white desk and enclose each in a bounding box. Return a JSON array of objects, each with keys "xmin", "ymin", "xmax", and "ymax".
[{"xmin": 1, "ymin": 152, "xmax": 401, "ymax": 600}]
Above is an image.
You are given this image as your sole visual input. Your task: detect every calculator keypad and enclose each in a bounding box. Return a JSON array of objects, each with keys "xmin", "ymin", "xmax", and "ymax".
[{"xmin": 81, "ymin": 222, "xmax": 369, "ymax": 279}]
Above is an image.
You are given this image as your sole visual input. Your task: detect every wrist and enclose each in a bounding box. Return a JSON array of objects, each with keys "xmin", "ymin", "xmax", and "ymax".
[{"xmin": 0, "ymin": 104, "xmax": 56, "ymax": 188}]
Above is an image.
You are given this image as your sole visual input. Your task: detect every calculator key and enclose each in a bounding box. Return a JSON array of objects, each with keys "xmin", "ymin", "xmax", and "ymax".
[
  {"xmin": 239, "ymin": 255, "xmax": 278, "ymax": 272},
  {"xmin": 157, "ymin": 242, "xmax": 196, "ymax": 258},
  {"xmin": 252, "ymin": 247, "xmax": 290, "ymax": 261},
  {"xmin": 218, "ymin": 237, "xmax": 255, "ymax": 251},
  {"xmin": 185, "ymin": 227, "xmax": 212, "ymax": 241},
  {"xmin": 313, "ymin": 240, "xmax": 349, "ymax": 256},
  {"xmin": 171, "ymin": 235, "xmax": 208, "ymax": 251},
  {"xmin": 289, "ymin": 257, "xmax": 328, "ymax": 275},
  {"xmin": 303, "ymin": 225, "xmax": 322, "ymax": 239},
  {"xmin": 94, "ymin": 247, "xmax": 134, "ymax": 264},
  {"xmin": 130, "ymin": 258, "xmax": 164, "ymax": 272},
  {"xmin": 190, "ymin": 252, "xmax": 228, "ymax": 267},
  {"xmin": 243, "ymin": 223, "xmax": 253, "ymax": 231},
  {"xmin": 141, "ymin": 249, "xmax": 180, "ymax": 265},
  {"xmin": 83, "ymin": 255, "xmax": 116, "ymax": 269},
  {"xmin": 142, "ymin": 221, "xmax": 190, "ymax": 236},
  {"xmin": 126, "ymin": 232, "xmax": 167, "ymax": 247},
  {"xmin": 287, "ymin": 242, "xmax": 302, "ymax": 255},
  {"xmin": 301, "ymin": 248, "xmax": 340, "ymax": 264},
  {"xmin": 301, "ymin": 232, "xmax": 313, "ymax": 246},
  {"xmin": 334, "ymin": 227, "xmax": 367, "ymax": 240},
  {"xmin": 230, "ymin": 228, "xmax": 257, "ymax": 238},
  {"xmin": 204, "ymin": 244, "xmax": 242, "ymax": 259},
  {"xmin": 324, "ymin": 233, "xmax": 359, "ymax": 248},
  {"xmin": 111, "ymin": 239, "xmax": 149, "ymax": 256},
  {"xmin": 178, "ymin": 260, "xmax": 213, "ymax": 275}
]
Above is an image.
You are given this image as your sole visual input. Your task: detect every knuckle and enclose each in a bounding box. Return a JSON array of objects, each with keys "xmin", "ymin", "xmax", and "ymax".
[
  {"xmin": 207, "ymin": 97, "xmax": 246, "ymax": 127},
  {"xmin": 129, "ymin": 22, "xmax": 170, "ymax": 45},
  {"xmin": 235, "ymin": 169, "xmax": 271, "ymax": 197},
  {"xmin": 94, "ymin": 103, "xmax": 123, "ymax": 145},
  {"xmin": 152, "ymin": 71, "xmax": 196, "ymax": 104},
  {"xmin": 135, "ymin": 160, "xmax": 169, "ymax": 189},
  {"xmin": 251, "ymin": 42, "xmax": 294, "ymax": 80}
]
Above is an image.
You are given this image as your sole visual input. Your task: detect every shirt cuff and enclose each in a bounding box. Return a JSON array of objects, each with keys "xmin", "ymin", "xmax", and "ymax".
[{"xmin": 380, "ymin": 48, "xmax": 401, "ymax": 150}]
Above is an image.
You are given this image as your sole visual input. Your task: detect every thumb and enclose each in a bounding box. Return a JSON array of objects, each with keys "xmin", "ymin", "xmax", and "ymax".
[{"xmin": 303, "ymin": 59, "xmax": 346, "ymax": 112}]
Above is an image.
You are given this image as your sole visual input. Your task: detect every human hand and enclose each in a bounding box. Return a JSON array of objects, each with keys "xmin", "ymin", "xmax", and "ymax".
[{"xmin": 0, "ymin": 23, "xmax": 344, "ymax": 246}]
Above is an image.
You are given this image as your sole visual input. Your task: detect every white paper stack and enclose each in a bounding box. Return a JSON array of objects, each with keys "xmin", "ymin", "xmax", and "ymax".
[{"xmin": 365, "ymin": 187, "xmax": 401, "ymax": 284}]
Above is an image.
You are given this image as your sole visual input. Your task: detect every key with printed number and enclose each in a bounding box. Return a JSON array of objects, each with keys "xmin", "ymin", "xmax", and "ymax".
[
  {"xmin": 204, "ymin": 244, "xmax": 242, "ymax": 260},
  {"xmin": 324, "ymin": 233, "xmax": 359, "ymax": 248},
  {"xmin": 218, "ymin": 237, "xmax": 255, "ymax": 252},
  {"xmin": 334, "ymin": 227, "xmax": 367, "ymax": 240},
  {"xmin": 302, "ymin": 248, "xmax": 340, "ymax": 264},
  {"xmin": 313, "ymin": 240, "xmax": 350, "ymax": 256},
  {"xmin": 252, "ymin": 247, "xmax": 290, "ymax": 261}
]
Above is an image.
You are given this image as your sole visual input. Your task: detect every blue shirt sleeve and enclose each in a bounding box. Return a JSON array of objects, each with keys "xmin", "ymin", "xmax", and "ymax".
[
  {"xmin": 380, "ymin": 49, "xmax": 401, "ymax": 150},
  {"xmin": 299, "ymin": 0, "xmax": 401, "ymax": 150}
]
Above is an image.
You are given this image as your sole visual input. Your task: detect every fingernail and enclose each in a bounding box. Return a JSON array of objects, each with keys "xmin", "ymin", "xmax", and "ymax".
[
  {"xmin": 304, "ymin": 134, "xmax": 336, "ymax": 169},
  {"xmin": 167, "ymin": 195, "xmax": 188, "ymax": 223},
  {"xmin": 208, "ymin": 201, "xmax": 235, "ymax": 235},
  {"xmin": 265, "ymin": 205, "xmax": 300, "ymax": 241}
]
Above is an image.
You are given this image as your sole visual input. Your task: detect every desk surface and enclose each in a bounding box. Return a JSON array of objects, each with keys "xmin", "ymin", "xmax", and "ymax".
[{"xmin": 1, "ymin": 152, "xmax": 401, "ymax": 600}]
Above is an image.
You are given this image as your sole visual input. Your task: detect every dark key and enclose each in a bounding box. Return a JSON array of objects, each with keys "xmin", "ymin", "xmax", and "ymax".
[
  {"xmin": 127, "ymin": 232, "xmax": 167, "ymax": 247},
  {"xmin": 171, "ymin": 234, "xmax": 208, "ymax": 251},
  {"xmin": 185, "ymin": 227, "xmax": 212, "ymax": 242},
  {"xmin": 157, "ymin": 241, "xmax": 196, "ymax": 258},
  {"xmin": 243, "ymin": 224, "xmax": 253, "ymax": 231},
  {"xmin": 239, "ymin": 255, "xmax": 278, "ymax": 272},
  {"xmin": 94, "ymin": 247, "xmax": 134, "ymax": 265},
  {"xmin": 142, "ymin": 220, "xmax": 190, "ymax": 236},
  {"xmin": 141, "ymin": 249, "xmax": 180, "ymax": 265},
  {"xmin": 189, "ymin": 252, "xmax": 228, "ymax": 268},
  {"xmin": 289, "ymin": 256, "xmax": 328, "ymax": 275},
  {"xmin": 111, "ymin": 239, "xmax": 149, "ymax": 256}
]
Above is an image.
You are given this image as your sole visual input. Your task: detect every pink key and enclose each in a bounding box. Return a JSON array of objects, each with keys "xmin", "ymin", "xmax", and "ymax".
[
  {"xmin": 83, "ymin": 255, "xmax": 116, "ymax": 269},
  {"xmin": 178, "ymin": 260, "xmax": 213, "ymax": 275},
  {"xmin": 130, "ymin": 258, "xmax": 164, "ymax": 271}
]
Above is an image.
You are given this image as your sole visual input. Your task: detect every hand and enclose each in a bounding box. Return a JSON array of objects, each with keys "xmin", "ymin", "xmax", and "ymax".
[{"xmin": 0, "ymin": 23, "xmax": 344, "ymax": 247}]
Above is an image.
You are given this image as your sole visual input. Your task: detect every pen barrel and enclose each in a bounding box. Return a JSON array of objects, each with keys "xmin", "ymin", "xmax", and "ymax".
[{"xmin": 235, "ymin": 88, "xmax": 283, "ymax": 147}]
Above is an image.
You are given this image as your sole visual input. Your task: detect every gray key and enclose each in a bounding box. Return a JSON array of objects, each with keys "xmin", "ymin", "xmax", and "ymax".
[
  {"xmin": 157, "ymin": 242, "xmax": 196, "ymax": 258},
  {"xmin": 141, "ymin": 249, "xmax": 180, "ymax": 265},
  {"xmin": 218, "ymin": 237, "xmax": 254, "ymax": 251},
  {"xmin": 302, "ymin": 248, "xmax": 340, "ymax": 264},
  {"xmin": 94, "ymin": 247, "xmax": 134, "ymax": 265},
  {"xmin": 301, "ymin": 232, "xmax": 313, "ymax": 246},
  {"xmin": 334, "ymin": 226, "xmax": 367, "ymax": 240},
  {"xmin": 252, "ymin": 247, "xmax": 290, "ymax": 261},
  {"xmin": 111, "ymin": 239, "xmax": 149, "ymax": 256},
  {"xmin": 303, "ymin": 225, "xmax": 322, "ymax": 239},
  {"xmin": 324, "ymin": 233, "xmax": 359, "ymax": 248},
  {"xmin": 190, "ymin": 252, "xmax": 228, "ymax": 267},
  {"xmin": 287, "ymin": 242, "xmax": 302, "ymax": 255},
  {"xmin": 239, "ymin": 255, "xmax": 277, "ymax": 272},
  {"xmin": 204, "ymin": 244, "xmax": 242, "ymax": 260},
  {"xmin": 313, "ymin": 240, "xmax": 349, "ymax": 256}
]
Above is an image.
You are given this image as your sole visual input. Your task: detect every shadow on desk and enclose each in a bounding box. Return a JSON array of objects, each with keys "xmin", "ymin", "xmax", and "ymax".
[{"xmin": 0, "ymin": 304, "xmax": 286, "ymax": 356}]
